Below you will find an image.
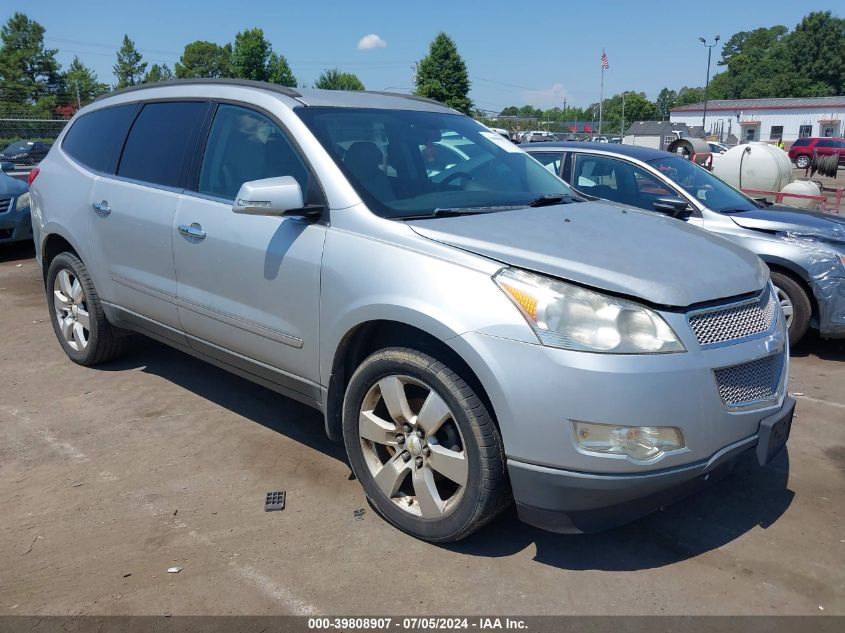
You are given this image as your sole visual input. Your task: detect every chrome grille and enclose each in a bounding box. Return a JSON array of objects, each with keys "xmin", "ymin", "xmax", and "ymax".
[
  {"xmin": 0, "ymin": 197, "xmax": 11, "ymax": 213},
  {"xmin": 714, "ymin": 353, "xmax": 783, "ymax": 407},
  {"xmin": 689, "ymin": 287, "xmax": 776, "ymax": 347}
]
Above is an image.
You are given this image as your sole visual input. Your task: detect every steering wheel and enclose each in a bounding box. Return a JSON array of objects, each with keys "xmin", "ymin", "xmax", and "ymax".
[{"xmin": 441, "ymin": 171, "xmax": 474, "ymax": 186}]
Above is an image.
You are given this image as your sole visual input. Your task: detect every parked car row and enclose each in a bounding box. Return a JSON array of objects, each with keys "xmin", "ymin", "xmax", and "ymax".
[
  {"xmin": 0, "ymin": 140, "xmax": 52, "ymax": 166},
  {"xmin": 28, "ymin": 81, "xmax": 800, "ymax": 542},
  {"xmin": 524, "ymin": 141, "xmax": 845, "ymax": 346}
]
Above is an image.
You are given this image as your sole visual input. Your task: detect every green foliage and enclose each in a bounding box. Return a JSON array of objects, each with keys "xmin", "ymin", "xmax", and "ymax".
[
  {"xmin": 113, "ymin": 35, "xmax": 146, "ymax": 88},
  {"xmin": 654, "ymin": 88, "xmax": 677, "ymax": 119},
  {"xmin": 143, "ymin": 63, "xmax": 174, "ymax": 83},
  {"xmin": 0, "ymin": 12, "xmax": 60, "ymax": 106},
  {"xmin": 415, "ymin": 33, "xmax": 472, "ymax": 114},
  {"xmin": 268, "ymin": 52, "xmax": 297, "ymax": 87},
  {"xmin": 61, "ymin": 56, "xmax": 109, "ymax": 106},
  {"xmin": 231, "ymin": 28, "xmax": 271, "ymax": 81},
  {"xmin": 175, "ymin": 41, "xmax": 232, "ymax": 79},
  {"xmin": 709, "ymin": 13, "xmax": 844, "ymax": 99},
  {"xmin": 314, "ymin": 68, "xmax": 364, "ymax": 91}
]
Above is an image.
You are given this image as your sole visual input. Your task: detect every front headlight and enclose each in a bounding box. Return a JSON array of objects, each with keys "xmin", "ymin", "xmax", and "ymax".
[
  {"xmin": 14, "ymin": 192, "xmax": 30, "ymax": 211},
  {"xmin": 573, "ymin": 421, "xmax": 685, "ymax": 460},
  {"xmin": 495, "ymin": 268, "xmax": 685, "ymax": 353}
]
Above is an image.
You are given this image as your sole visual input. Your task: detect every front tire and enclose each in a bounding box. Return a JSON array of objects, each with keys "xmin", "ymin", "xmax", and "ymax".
[
  {"xmin": 795, "ymin": 155, "xmax": 810, "ymax": 169},
  {"xmin": 342, "ymin": 347, "xmax": 509, "ymax": 542},
  {"xmin": 770, "ymin": 271, "xmax": 811, "ymax": 346},
  {"xmin": 46, "ymin": 252, "xmax": 127, "ymax": 365}
]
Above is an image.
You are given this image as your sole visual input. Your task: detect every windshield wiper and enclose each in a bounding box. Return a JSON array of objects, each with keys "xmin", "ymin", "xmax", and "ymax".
[{"xmin": 527, "ymin": 194, "xmax": 573, "ymax": 207}]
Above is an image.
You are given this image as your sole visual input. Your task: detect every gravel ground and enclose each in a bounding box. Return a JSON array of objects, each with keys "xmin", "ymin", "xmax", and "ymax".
[{"xmin": 1, "ymin": 242, "xmax": 843, "ymax": 616}]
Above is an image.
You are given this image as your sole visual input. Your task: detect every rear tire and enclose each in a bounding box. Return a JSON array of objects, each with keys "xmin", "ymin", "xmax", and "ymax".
[
  {"xmin": 46, "ymin": 252, "xmax": 127, "ymax": 365},
  {"xmin": 770, "ymin": 271, "xmax": 811, "ymax": 347},
  {"xmin": 342, "ymin": 347, "xmax": 509, "ymax": 542}
]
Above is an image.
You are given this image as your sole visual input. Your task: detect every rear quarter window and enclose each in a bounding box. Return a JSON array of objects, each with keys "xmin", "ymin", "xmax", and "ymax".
[
  {"xmin": 62, "ymin": 104, "xmax": 139, "ymax": 174},
  {"xmin": 117, "ymin": 101, "xmax": 208, "ymax": 188}
]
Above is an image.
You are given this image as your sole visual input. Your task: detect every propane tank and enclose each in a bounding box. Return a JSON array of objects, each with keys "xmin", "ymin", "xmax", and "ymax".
[
  {"xmin": 712, "ymin": 142, "xmax": 793, "ymax": 193},
  {"xmin": 780, "ymin": 180, "xmax": 822, "ymax": 210}
]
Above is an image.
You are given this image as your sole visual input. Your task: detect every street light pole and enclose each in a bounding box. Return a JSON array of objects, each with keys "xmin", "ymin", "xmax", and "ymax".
[{"xmin": 699, "ymin": 35, "xmax": 720, "ymax": 134}]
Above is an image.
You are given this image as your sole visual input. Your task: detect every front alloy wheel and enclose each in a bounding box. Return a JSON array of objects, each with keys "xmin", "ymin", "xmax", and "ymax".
[
  {"xmin": 359, "ymin": 375, "xmax": 468, "ymax": 519},
  {"xmin": 343, "ymin": 347, "xmax": 509, "ymax": 542}
]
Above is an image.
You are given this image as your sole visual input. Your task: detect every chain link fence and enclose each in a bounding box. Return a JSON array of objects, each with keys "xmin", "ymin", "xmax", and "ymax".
[{"xmin": 0, "ymin": 118, "xmax": 69, "ymax": 155}]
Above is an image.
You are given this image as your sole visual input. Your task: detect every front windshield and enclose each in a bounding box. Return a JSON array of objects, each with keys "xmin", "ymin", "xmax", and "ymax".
[
  {"xmin": 645, "ymin": 155, "xmax": 758, "ymax": 213},
  {"xmin": 296, "ymin": 107, "xmax": 571, "ymax": 218}
]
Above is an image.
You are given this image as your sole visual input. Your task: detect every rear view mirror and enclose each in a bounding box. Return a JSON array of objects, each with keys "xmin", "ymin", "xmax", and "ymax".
[
  {"xmin": 232, "ymin": 176, "xmax": 322, "ymax": 221},
  {"xmin": 0, "ymin": 161, "xmax": 13, "ymax": 173},
  {"xmin": 653, "ymin": 196, "xmax": 692, "ymax": 219}
]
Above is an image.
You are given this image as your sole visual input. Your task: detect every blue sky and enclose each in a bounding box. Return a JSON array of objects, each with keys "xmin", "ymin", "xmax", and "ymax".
[{"xmin": 9, "ymin": 0, "xmax": 841, "ymax": 112}]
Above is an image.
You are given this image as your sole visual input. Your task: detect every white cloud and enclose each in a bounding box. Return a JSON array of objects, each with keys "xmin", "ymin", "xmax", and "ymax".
[
  {"xmin": 357, "ymin": 33, "xmax": 387, "ymax": 50},
  {"xmin": 521, "ymin": 83, "xmax": 569, "ymax": 109}
]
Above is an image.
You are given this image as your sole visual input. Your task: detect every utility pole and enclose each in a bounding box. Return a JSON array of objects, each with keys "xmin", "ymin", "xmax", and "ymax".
[
  {"xmin": 563, "ymin": 98, "xmax": 567, "ymax": 136},
  {"xmin": 74, "ymin": 80, "xmax": 81, "ymax": 109},
  {"xmin": 699, "ymin": 35, "xmax": 720, "ymax": 134},
  {"xmin": 621, "ymin": 92, "xmax": 626, "ymax": 138}
]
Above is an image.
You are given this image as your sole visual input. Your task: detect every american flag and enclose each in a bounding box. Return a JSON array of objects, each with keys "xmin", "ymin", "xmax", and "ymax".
[{"xmin": 601, "ymin": 50, "xmax": 609, "ymax": 70}]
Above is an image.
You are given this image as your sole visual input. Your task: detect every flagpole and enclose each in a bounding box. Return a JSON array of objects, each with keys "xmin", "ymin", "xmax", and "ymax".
[{"xmin": 598, "ymin": 65, "xmax": 604, "ymax": 137}]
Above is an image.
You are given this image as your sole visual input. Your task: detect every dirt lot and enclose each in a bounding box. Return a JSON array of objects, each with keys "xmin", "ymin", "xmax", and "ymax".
[{"xmin": 1, "ymin": 241, "xmax": 843, "ymax": 616}]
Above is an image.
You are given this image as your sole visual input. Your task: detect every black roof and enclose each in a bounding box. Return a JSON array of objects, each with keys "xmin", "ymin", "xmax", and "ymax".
[{"xmin": 523, "ymin": 141, "xmax": 673, "ymax": 160}]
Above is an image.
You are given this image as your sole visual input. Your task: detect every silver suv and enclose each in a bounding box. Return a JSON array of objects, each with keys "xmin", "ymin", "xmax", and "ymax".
[{"xmin": 30, "ymin": 80, "xmax": 794, "ymax": 541}]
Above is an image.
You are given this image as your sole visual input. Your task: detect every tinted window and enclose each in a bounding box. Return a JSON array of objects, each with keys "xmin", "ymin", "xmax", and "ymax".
[
  {"xmin": 62, "ymin": 104, "xmax": 138, "ymax": 173},
  {"xmin": 817, "ymin": 139, "xmax": 834, "ymax": 147},
  {"xmin": 791, "ymin": 138, "xmax": 810, "ymax": 147},
  {"xmin": 118, "ymin": 101, "xmax": 206, "ymax": 188},
  {"xmin": 198, "ymin": 104, "xmax": 308, "ymax": 200}
]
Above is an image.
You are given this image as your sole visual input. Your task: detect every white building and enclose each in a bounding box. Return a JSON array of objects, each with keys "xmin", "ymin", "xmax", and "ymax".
[{"xmin": 670, "ymin": 96, "xmax": 844, "ymax": 145}]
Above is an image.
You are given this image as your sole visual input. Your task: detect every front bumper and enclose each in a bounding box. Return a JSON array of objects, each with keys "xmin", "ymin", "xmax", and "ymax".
[
  {"xmin": 510, "ymin": 397, "xmax": 794, "ymax": 533},
  {"xmin": 0, "ymin": 203, "xmax": 32, "ymax": 243}
]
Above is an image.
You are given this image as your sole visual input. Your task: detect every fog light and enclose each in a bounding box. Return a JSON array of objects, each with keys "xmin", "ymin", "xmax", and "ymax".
[{"xmin": 573, "ymin": 422, "xmax": 685, "ymax": 461}]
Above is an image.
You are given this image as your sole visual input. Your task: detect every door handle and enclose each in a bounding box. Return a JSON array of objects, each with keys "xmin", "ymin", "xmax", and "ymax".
[
  {"xmin": 92, "ymin": 200, "xmax": 111, "ymax": 216},
  {"xmin": 178, "ymin": 222, "xmax": 207, "ymax": 240}
]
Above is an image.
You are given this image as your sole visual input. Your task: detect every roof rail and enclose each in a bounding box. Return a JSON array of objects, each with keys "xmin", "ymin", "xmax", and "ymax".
[
  {"xmin": 365, "ymin": 91, "xmax": 447, "ymax": 108},
  {"xmin": 93, "ymin": 78, "xmax": 302, "ymax": 103}
]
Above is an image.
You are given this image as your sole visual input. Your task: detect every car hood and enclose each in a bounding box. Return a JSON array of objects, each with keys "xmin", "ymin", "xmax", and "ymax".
[
  {"xmin": 0, "ymin": 173, "xmax": 27, "ymax": 196},
  {"xmin": 728, "ymin": 206, "xmax": 845, "ymax": 245},
  {"xmin": 407, "ymin": 202, "xmax": 767, "ymax": 307}
]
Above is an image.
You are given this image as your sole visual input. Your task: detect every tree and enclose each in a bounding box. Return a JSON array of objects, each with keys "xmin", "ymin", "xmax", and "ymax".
[
  {"xmin": 0, "ymin": 12, "xmax": 60, "ymax": 106},
  {"xmin": 788, "ymin": 11, "xmax": 844, "ymax": 95},
  {"xmin": 113, "ymin": 35, "xmax": 146, "ymax": 88},
  {"xmin": 231, "ymin": 28, "xmax": 271, "ymax": 81},
  {"xmin": 499, "ymin": 106, "xmax": 519, "ymax": 116},
  {"xmin": 314, "ymin": 68, "xmax": 364, "ymax": 90},
  {"xmin": 675, "ymin": 86, "xmax": 707, "ymax": 106},
  {"xmin": 268, "ymin": 52, "xmax": 296, "ymax": 87},
  {"xmin": 414, "ymin": 32, "xmax": 472, "ymax": 114},
  {"xmin": 143, "ymin": 63, "xmax": 173, "ymax": 83},
  {"xmin": 62, "ymin": 56, "xmax": 108, "ymax": 106},
  {"xmin": 655, "ymin": 88, "xmax": 677, "ymax": 119},
  {"xmin": 175, "ymin": 41, "xmax": 232, "ymax": 78}
]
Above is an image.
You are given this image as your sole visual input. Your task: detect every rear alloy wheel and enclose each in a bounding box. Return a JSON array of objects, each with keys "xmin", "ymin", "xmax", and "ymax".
[
  {"xmin": 795, "ymin": 155, "xmax": 810, "ymax": 169},
  {"xmin": 46, "ymin": 252, "xmax": 127, "ymax": 365},
  {"xmin": 343, "ymin": 347, "xmax": 509, "ymax": 542},
  {"xmin": 770, "ymin": 271, "xmax": 811, "ymax": 347}
]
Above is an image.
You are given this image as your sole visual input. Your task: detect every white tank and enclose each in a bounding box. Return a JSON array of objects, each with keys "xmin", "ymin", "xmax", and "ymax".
[
  {"xmin": 780, "ymin": 180, "xmax": 822, "ymax": 210},
  {"xmin": 712, "ymin": 142, "xmax": 793, "ymax": 194}
]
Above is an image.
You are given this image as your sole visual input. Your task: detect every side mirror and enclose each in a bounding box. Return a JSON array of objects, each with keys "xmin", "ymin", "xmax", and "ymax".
[
  {"xmin": 0, "ymin": 161, "xmax": 13, "ymax": 173},
  {"xmin": 653, "ymin": 196, "xmax": 692, "ymax": 219},
  {"xmin": 232, "ymin": 176, "xmax": 322, "ymax": 221}
]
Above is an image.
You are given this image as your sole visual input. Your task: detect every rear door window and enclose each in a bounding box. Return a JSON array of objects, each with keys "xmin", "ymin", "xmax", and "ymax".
[
  {"xmin": 118, "ymin": 101, "xmax": 208, "ymax": 188},
  {"xmin": 62, "ymin": 104, "xmax": 139, "ymax": 174},
  {"xmin": 197, "ymin": 104, "xmax": 309, "ymax": 200}
]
